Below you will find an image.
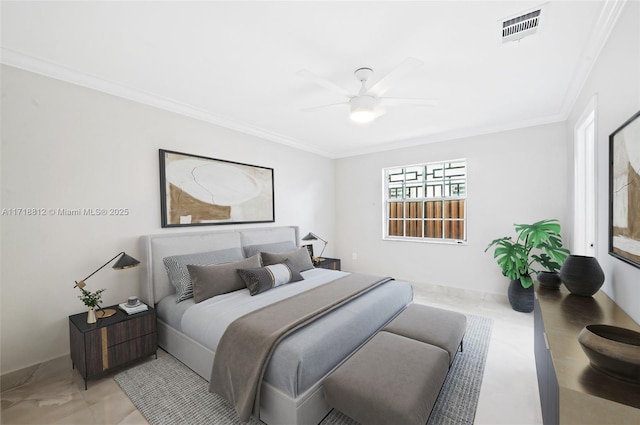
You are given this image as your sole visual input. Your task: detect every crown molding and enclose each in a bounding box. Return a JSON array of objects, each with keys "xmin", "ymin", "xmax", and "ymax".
[
  {"xmin": 559, "ymin": 0, "xmax": 627, "ymax": 118},
  {"xmin": 334, "ymin": 113, "xmax": 568, "ymax": 158},
  {"xmin": 0, "ymin": 48, "xmax": 334, "ymax": 158}
]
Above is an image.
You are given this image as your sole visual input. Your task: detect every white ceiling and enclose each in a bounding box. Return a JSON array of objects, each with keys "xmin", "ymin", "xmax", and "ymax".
[{"xmin": 0, "ymin": 1, "xmax": 624, "ymax": 158}]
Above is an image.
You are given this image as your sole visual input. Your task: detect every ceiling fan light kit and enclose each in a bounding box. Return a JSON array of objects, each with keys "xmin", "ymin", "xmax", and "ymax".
[{"xmin": 349, "ymin": 95, "xmax": 377, "ymax": 123}]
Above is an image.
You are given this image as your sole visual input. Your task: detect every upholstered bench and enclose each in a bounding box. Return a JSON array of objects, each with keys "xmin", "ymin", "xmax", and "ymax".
[
  {"xmin": 384, "ymin": 303, "xmax": 467, "ymax": 364},
  {"xmin": 323, "ymin": 331, "xmax": 449, "ymax": 425},
  {"xmin": 323, "ymin": 304, "xmax": 467, "ymax": 425}
]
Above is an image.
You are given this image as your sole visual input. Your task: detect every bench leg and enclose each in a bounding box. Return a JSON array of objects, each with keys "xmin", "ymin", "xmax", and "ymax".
[{"xmin": 449, "ymin": 339, "xmax": 464, "ymax": 370}]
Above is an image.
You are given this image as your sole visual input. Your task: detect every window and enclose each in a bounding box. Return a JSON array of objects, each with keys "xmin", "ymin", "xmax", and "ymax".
[{"xmin": 383, "ymin": 160, "xmax": 467, "ymax": 243}]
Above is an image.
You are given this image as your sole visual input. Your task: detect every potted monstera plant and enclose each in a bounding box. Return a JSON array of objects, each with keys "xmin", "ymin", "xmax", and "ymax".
[{"xmin": 485, "ymin": 219, "xmax": 570, "ymax": 312}]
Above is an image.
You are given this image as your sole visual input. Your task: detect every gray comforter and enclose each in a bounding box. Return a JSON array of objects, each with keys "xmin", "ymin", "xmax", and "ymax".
[{"xmin": 209, "ymin": 273, "xmax": 394, "ymax": 421}]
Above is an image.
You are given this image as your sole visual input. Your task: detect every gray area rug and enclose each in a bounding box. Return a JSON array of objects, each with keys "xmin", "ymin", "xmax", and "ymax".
[{"xmin": 115, "ymin": 314, "xmax": 492, "ymax": 425}]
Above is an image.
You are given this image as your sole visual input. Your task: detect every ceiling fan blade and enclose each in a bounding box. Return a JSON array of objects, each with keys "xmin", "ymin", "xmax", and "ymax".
[
  {"xmin": 300, "ymin": 102, "xmax": 348, "ymax": 112},
  {"xmin": 368, "ymin": 57, "xmax": 424, "ymax": 95},
  {"xmin": 379, "ymin": 97, "xmax": 439, "ymax": 107},
  {"xmin": 297, "ymin": 69, "xmax": 353, "ymax": 98}
]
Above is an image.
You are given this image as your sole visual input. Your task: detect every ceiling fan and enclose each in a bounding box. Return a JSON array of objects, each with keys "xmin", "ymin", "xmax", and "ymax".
[{"xmin": 297, "ymin": 57, "xmax": 439, "ymax": 124}]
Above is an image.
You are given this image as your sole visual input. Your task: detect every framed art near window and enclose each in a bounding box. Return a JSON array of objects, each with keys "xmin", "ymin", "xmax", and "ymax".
[
  {"xmin": 159, "ymin": 149, "xmax": 275, "ymax": 227},
  {"xmin": 609, "ymin": 111, "xmax": 640, "ymax": 268}
]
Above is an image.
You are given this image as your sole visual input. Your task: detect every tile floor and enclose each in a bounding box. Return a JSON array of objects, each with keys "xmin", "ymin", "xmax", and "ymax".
[{"xmin": 1, "ymin": 284, "xmax": 543, "ymax": 425}]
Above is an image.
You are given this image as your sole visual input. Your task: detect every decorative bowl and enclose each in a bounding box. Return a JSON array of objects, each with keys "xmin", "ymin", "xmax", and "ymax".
[{"xmin": 578, "ymin": 324, "xmax": 640, "ymax": 384}]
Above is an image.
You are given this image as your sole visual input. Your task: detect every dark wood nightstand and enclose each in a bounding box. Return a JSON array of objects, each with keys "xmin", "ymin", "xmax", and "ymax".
[
  {"xmin": 314, "ymin": 257, "xmax": 341, "ymax": 271},
  {"xmin": 69, "ymin": 305, "xmax": 157, "ymax": 389}
]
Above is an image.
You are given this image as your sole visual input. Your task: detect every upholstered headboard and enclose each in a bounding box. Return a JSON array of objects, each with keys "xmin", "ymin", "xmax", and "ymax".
[{"xmin": 139, "ymin": 226, "xmax": 299, "ymax": 304}]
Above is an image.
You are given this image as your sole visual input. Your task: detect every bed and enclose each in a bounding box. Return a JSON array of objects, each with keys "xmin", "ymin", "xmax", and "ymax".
[{"xmin": 139, "ymin": 226, "xmax": 413, "ymax": 424}]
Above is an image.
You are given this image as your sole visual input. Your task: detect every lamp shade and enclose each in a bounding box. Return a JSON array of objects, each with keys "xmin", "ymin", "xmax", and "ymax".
[
  {"xmin": 302, "ymin": 232, "xmax": 318, "ymax": 241},
  {"xmin": 113, "ymin": 253, "xmax": 140, "ymax": 270}
]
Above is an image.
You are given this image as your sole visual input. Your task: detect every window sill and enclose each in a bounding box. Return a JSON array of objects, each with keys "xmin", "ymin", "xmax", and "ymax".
[{"xmin": 382, "ymin": 236, "xmax": 467, "ymax": 246}]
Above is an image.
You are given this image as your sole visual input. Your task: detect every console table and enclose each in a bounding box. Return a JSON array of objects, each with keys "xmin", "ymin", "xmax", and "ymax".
[{"xmin": 534, "ymin": 285, "xmax": 640, "ymax": 424}]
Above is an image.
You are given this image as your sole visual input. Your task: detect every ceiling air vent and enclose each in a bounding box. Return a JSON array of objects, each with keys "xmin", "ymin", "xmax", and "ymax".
[{"xmin": 502, "ymin": 9, "xmax": 541, "ymax": 43}]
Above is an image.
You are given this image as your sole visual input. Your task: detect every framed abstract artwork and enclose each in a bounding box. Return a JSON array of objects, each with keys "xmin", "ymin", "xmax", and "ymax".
[
  {"xmin": 609, "ymin": 111, "xmax": 640, "ymax": 268},
  {"xmin": 159, "ymin": 149, "xmax": 275, "ymax": 227}
]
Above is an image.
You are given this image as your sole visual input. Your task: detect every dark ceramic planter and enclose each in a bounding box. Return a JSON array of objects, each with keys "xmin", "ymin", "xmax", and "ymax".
[
  {"xmin": 508, "ymin": 279, "xmax": 534, "ymax": 313},
  {"xmin": 560, "ymin": 255, "xmax": 604, "ymax": 297},
  {"xmin": 537, "ymin": 271, "xmax": 562, "ymax": 289}
]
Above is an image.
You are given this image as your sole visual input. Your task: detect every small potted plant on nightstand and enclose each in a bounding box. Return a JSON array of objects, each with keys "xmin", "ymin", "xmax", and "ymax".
[
  {"xmin": 485, "ymin": 219, "xmax": 570, "ymax": 312},
  {"xmin": 78, "ymin": 288, "xmax": 106, "ymax": 324}
]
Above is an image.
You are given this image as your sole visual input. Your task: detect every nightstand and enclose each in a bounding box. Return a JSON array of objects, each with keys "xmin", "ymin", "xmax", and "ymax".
[
  {"xmin": 314, "ymin": 257, "xmax": 341, "ymax": 271},
  {"xmin": 69, "ymin": 305, "xmax": 157, "ymax": 389}
]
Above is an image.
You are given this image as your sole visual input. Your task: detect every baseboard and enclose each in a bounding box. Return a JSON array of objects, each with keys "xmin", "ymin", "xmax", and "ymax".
[
  {"xmin": 412, "ymin": 280, "xmax": 509, "ymax": 305},
  {"xmin": 1, "ymin": 354, "xmax": 68, "ymax": 392}
]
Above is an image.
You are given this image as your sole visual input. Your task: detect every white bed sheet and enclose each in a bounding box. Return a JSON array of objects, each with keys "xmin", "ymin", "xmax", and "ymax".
[
  {"xmin": 157, "ymin": 268, "xmax": 349, "ymax": 352},
  {"xmin": 185, "ymin": 268, "xmax": 349, "ymax": 351}
]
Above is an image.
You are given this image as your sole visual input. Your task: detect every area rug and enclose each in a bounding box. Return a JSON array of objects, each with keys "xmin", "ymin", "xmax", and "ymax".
[{"xmin": 115, "ymin": 314, "xmax": 492, "ymax": 425}]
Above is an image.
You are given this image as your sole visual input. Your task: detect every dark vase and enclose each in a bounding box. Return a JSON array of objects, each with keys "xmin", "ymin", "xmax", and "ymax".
[
  {"xmin": 508, "ymin": 279, "xmax": 534, "ymax": 313},
  {"xmin": 559, "ymin": 255, "xmax": 605, "ymax": 297},
  {"xmin": 537, "ymin": 271, "xmax": 562, "ymax": 289}
]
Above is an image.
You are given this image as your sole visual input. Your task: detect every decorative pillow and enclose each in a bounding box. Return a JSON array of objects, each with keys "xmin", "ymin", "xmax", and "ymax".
[
  {"xmin": 261, "ymin": 247, "xmax": 314, "ymax": 272},
  {"xmin": 163, "ymin": 247, "xmax": 245, "ymax": 302},
  {"xmin": 243, "ymin": 241, "xmax": 297, "ymax": 258},
  {"xmin": 187, "ymin": 254, "xmax": 262, "ymax": 303},
  {"xmin": 237, "ymin": 259, "xmax": 304, "ymax": 296}
]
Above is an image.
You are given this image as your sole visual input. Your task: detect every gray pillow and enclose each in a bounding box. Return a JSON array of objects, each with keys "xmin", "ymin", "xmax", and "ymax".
[
  {"xmin": 237, "ymin": 259, "xmax": 304, "ymax": 296},
  {"xmin": 261, "ymin": 247, "xmax": 314, "ymax": 272},
  {"xmin": 243, "ymin": 241, "xmax": 297, "ymax": 258},
  {"xmin": 187, "ymin": 254, "xmax": 262, "ymax": 303},
  {"xmin": 163, "ymin": 247, "xmax": 244, "ymax": 302}
]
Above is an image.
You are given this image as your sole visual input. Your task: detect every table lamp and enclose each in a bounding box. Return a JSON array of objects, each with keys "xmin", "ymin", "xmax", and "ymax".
[
  {"xmin": 74, "ymin": 251, "xmax": 140, "ymax": 318},
  {"xmin": 302, "ymin": 232, "xmax": 328, "ymax": 263}
]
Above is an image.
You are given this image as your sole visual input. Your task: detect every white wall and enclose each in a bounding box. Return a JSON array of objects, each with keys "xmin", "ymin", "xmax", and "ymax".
[
  {"xmin": 0, "ymin": 65, "xmax": 335, "ymax": 374},
  {"xmin": 566, "ymin": 0, "xmax": 640, "ymax": 323},
  {"xmin": 334, "ymin": 122, "xmax": 568, "ymax": 296}
]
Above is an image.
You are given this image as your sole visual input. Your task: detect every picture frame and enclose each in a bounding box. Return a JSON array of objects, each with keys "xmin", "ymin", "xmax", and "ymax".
[
  {"xmin": 302, "ymin": 244, "xmax": 314, "ymax": 260},
  {"xmin": 159, "ymin": 149, "xmax": 275, "ymax": 227},
  {"xmin": 609, "ymin": 110, "xmax": 640, "ymax": 268}
]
